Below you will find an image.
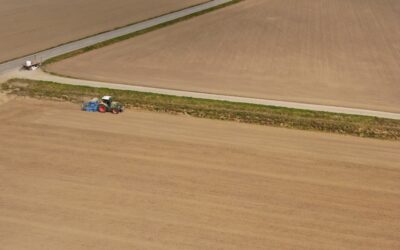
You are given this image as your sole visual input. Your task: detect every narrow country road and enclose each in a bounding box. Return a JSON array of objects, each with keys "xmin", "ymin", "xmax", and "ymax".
[
  {"xmin": 6, "ymin": 69, "xmax": 400, "ymax": 120},
  {"xmin": 0, "ymin": 0, "xmax": 399, "ymax": 120},
  {"xmin": 0, "ymin": 0, "xmax": 232, "ymax": 74}
]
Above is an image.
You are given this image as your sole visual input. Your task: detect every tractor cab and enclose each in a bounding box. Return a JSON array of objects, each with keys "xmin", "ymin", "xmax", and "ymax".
[{"xmin": 101, "ymin": 96, "xmax": 113, "ymax": 107}]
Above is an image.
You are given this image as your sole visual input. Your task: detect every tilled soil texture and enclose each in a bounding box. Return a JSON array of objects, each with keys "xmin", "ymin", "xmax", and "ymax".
[
  {"xmin": 0, "ymin": 98, "xmax": 399, "ymax": 250},
  {"xmin": 0, "ymin": 0, "xmax": 205, "ymax": 62},
  {"xmin": 48, "ymin": 0, "xmax": 400, "ymax": 113}
]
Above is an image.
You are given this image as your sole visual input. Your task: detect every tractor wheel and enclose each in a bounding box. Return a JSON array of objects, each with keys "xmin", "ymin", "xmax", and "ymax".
[
  {"xmin": 98, "ymin": 105, "xmax": 107, "ymax": 113},
  {"xmin": 111, "ymin": 108, "xmax": 119, "ymax": 114}
]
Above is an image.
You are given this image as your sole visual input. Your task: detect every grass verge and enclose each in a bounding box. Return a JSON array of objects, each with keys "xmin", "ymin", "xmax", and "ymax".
[
  {"xmin": 2, "ymin": 78, "xmax": 400, "ymax": 140},
  {"xmin": 42, "ymin": 0, "xmax": 243, "ymax": 67},
  {"xmin": 0, "ymin": 0, "xmax": 217, "ymax": 64}
]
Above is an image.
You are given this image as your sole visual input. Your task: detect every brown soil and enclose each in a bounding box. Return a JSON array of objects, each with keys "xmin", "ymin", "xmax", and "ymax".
[
  {"xmin": 48, "ymin": 0, "xmax": 400, "ymax": 113},
  {"xmin": 0, "ymin": 98, "xmax": 399, "ymax": 249},
  {"xmin": 0, "ymin": 0, "xmax": 205, "ymax": 62}
]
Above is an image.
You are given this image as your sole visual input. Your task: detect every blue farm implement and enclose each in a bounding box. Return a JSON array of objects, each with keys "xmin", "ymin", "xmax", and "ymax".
[{"xmin": 82, "ymin": 96, "xmax": 124, "ymax": 114}]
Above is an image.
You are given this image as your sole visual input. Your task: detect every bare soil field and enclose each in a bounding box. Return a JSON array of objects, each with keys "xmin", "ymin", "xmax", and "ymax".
[
  {"xmin": 0, "ymin": 97, "xmax": 399, "ymax": 249},
  {"xmin": 0, "ymin": 0, "xmax": 205, "ymax": 62},
  {"xmin": 48, "ymin": 0, "xmax": 400, "ymax": 113}
]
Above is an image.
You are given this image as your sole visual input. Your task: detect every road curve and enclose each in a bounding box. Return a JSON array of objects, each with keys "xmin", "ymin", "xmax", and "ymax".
[
  {"xmin": 8, "ymin": 69, "xmax": 400, "ymax": 120},
  {"xmin": 0, "ymin": 0, "xmax": 233, "ymax": 74},
  {"xmin": 0, "ymin": 0, "xmax": 399, "ymax": 120}
]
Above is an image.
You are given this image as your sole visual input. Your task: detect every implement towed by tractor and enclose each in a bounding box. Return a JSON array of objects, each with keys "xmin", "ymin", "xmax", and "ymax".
[{"xmin": 82, "ymin": 96, "xmax": 124, "ymax": 114}]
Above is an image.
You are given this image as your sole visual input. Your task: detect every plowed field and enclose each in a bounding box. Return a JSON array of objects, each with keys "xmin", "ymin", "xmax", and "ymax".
[
  {"xmin": 48, "ymin": 0, "xmax": 400, "ymax": 112},
  {"xmin": 0, "ymin": 0, "xmax": 205, "ymax": 62},
  {"xmin": 1, "ymin": 97, "xmax": 399, "ymax": 249}
]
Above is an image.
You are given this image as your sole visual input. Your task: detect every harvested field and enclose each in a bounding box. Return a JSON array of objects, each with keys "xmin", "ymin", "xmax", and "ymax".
[
  {"xmin": 0, "ymin": 0, "xmax": 205, "ymax": 62},
  {"xmin": 48, "ymin": 0, "xmax": 400, "ymax": 113},
  {"xmin": 0, "ymin": 98, "xmax": 399, "ymax": 249}
]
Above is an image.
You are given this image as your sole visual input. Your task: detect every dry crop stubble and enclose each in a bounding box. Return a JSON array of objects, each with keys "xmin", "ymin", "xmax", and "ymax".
[
  {"xmin": 0, "ymin": 0, "xmax": 206, "ymax": 62},
  {"xmin": 0, "ymin": 98, "xmax": 399, "ymax": 249},
  {"xmin": 48, "ymin": 0, "xmax": 400, "ymax": 113}
]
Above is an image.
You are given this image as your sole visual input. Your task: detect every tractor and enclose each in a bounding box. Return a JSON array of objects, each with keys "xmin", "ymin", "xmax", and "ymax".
[
  {"xmin": 22, "ymin": 60, "xmax": 41, "ymax": 71},
  {"xmin": 98, "ymin": 96, "xmax": 124, "ymax": 114},
  {"xmin": 82, "ymin": 96, "xmax": 124, "ymax": 114}
]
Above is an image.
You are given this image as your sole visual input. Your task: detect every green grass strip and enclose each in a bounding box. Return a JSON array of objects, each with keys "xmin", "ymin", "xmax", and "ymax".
[
  {"xmin": 3, "ymin": 78, "xmax": 400, "ymax": 140},
  {"xmin": 0, "ymin": 0, "xmax": 217, "ymax": 64}
]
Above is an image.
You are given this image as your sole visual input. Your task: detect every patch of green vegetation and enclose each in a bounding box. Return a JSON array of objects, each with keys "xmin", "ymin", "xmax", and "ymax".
[
  {"xmin": 3, "ymin": 78, "xmax": 400, "ymax": 140},
  {"xmin": 42, "ymin": 0, "xmax": 243, "ymax": 67},
  {"xmin": 0, "ymin": 0, "xmax": 220, "ymax": 64}
]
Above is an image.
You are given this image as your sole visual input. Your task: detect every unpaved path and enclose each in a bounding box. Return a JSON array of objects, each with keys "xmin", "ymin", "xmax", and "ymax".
[
  {"xmin": 0, "ymin": 0, "xmax": 207, "ymax": 63},
  {"xmin": 0, "ymin": 0, "xmax": 232, "ymax": 73},
  {"xmin": 48, "ymin": 0, "xmax": 400, "ymax": 113},
  {"xmin": 0, "ymin": 98, "xmax": 399, "ymax": 249},
  {"xmin": 7, "ymin": 69, "xmax": 400, "ymax": 120},
  {"xmin": 2, "ymin": 0, "xmax": 399, "ymax": 118}
]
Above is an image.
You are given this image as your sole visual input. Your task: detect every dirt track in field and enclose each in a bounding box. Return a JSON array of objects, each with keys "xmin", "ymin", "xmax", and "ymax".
[
  {"xmin": 48, "ymin": 0, "xmax": 400, "ymax": 113},
  {"xmin": 0, "ymin": 0, "xmax": 205, "ymax": 63},
  {"xmin": 0, "ymin": 98, "xmax": 399, "ymax": 249}
]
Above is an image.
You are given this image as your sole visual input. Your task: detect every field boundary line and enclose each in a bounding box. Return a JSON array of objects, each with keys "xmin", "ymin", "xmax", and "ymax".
[
  {"xmin": 5, "ymin": 69, "xmax": 400, "ymax": 121},
  {"xmin": 0, "ymin": 0, "xmax": 240, "ymax": 74},
  {"xmin": 0, "ymin": 1, "xmax": 215, "ymax": 65},
  {"xmin": 3, "ymin": 77, "xmax": 400, "ymax": 140}
]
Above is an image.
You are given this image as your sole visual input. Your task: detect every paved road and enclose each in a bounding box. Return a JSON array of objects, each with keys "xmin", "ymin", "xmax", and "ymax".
[
  {"xmin": 7, "ymin": 69, "xmax": 400, "ymax": 120},
  {"xmin": 1, "ymin": 0, "xmax": 399, "ymax": 120},
  {"xmin": 0, "ymin": 0, "xmax": 232, "ymax": 74}
]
